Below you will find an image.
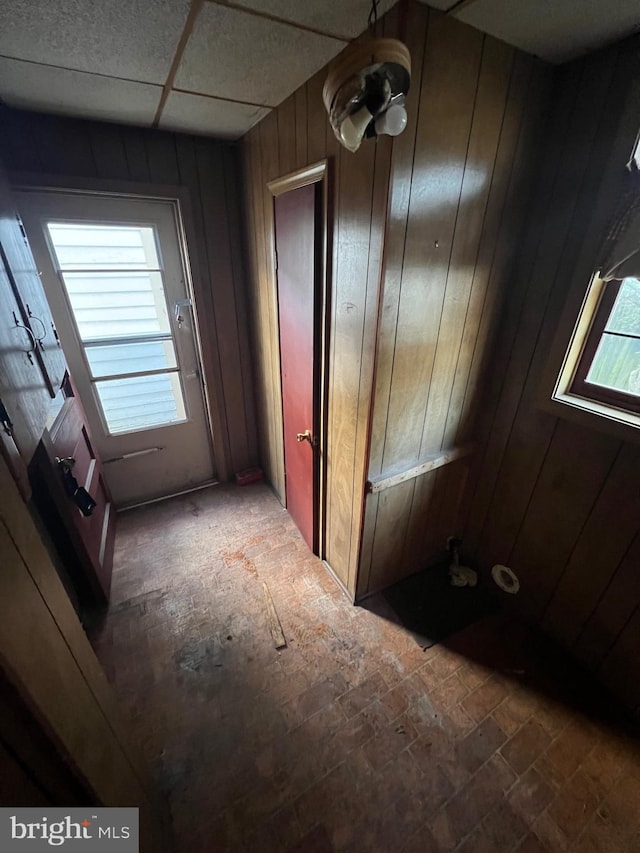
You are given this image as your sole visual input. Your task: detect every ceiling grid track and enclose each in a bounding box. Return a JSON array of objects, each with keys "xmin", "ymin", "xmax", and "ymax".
[{"xmin": 153, "ymin": 0, "xmax": 206, "ymax": 127}]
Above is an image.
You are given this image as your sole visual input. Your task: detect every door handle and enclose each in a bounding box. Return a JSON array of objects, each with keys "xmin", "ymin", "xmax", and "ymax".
[
  {"xmin": 56, "ymin": 456, "xmax": 97, "ymax": 517},
  {"xmin": 13, "ymin": 311, "xmax": 36, "ymax": 363},
  {"xmin": 296, "ymin": 430, "xmax": 317, "ymax": 446},
  {"xmin": 26, "ymin": 305, "xmax": 47, "ymax": 346}
]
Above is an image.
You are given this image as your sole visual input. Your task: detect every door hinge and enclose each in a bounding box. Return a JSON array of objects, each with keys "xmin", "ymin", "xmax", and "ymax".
[
  {"xmin": 275, "ymin": 249, "xmax": 278, "ymax": 272},
  {"xmin": 0, "ymin": 398, "xmax": 14, "ymax": 436}
]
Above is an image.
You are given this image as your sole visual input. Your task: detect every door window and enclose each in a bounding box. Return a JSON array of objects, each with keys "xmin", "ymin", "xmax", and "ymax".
[{"xmin": 46, "ymin": 222, "xmax": 186, "ymax": 434}]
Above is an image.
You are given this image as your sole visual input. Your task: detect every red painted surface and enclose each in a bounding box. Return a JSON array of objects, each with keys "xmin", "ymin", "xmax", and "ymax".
[
  {"xmin": 274, "ymin": 184, "xmax": 317, "ymax": 552},
  {"xmin": 48, "ymin": 389, "xmax": 115, "ymax": 599}
]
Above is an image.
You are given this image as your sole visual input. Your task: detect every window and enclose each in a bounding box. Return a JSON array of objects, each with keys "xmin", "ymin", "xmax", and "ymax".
[
  {"xmin": 549, "ymin": 136, "xmax": 640, "ymax": 435},
  {"xmin": 570, "ymin": 276, "xmax": 640, "ymax": 413},
  {"xmin": 46, "ymin": 222, "xmax": 186, "ymax": 434}
]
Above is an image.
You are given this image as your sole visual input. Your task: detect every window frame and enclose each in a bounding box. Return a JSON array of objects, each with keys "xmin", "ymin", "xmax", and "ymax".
[
  {"xmin": 569, "ymin": 277, "xmax": 640, "ymax": 415},
  {"xmin": 541, "ymin": 272, "xmax": 640, "ymax": 442},
  {"xmin": 43, "ymin": 218, "xmax": 187, "ymax": 435}
]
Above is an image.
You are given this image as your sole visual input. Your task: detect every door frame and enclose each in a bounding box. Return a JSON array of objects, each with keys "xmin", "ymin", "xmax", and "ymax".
[
  {"xmin": 268, "ymin": 160, "xmax": 330, "ymax": 558},
  {"xmin": 10, "ymin": 170, "xmax": 226, "ymax": 481}
]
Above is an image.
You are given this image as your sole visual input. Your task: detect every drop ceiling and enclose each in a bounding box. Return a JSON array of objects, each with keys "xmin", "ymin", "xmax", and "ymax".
[{"xmin": 0, "ymin": 0, "xmax": 638, "ymax": 141}]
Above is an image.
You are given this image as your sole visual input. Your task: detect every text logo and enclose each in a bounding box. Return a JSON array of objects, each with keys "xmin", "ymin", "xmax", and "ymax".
[{"xmin": 1, "ymin": 808, "xmax": 138, "ymax": 851}]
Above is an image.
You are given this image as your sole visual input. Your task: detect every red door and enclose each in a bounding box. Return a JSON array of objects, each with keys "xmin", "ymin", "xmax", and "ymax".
[{"xmin": 274, "ymin": 184, "xmax": 317, "ymax": 552}]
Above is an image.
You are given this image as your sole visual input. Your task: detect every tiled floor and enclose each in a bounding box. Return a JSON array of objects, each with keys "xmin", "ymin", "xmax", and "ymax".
[{"xmin": 89, "ymin": 483, "xmax": 640, "ymax": 852}]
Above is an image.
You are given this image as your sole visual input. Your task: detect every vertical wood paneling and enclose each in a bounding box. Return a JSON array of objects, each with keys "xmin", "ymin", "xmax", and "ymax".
[
  {"xmin": 145, "ymin": 132, "xmax": 180, "ymax": 185},
  {"xmin": 33, "ymin": 115, "xmax": 96, "ymax": 176},
  {"xmin": 462, "ymin": 38, "xmax": 640, "ymax": 713},
  {"xmin": 326, "ymin": 87, "xmax": 378, "ymax": 589},
  {"xmin": 542, "ymin": 442, "xmax": 640, "ymax": 646},
  {"xmin": 259, "ymin": 112, "xmax": 286, "ymax": 501},
  {"xmin": 358, "ymin": 7, "xmax": 551, "ymax": 596},
  {"xmin": 122, "ymin": 128, "xmax": 151, "ymax": 182},
  {"xmin": 323, "ymin": 76, "xmax": 343, "ymax": 580},
  {"xmin": 599, "ymin": 604, "xmax": 640, "ymax": 712},
  {"xmin": 448, "ymin": 56, "xmax": 550, "ymax": 448},
  {"xmin": 346, "ymin": 133, "xmax": 392, "ymax": 591},
  {"xmin": 277, "ymin": 95, "xmax": 297, "ymax": 177},
  {"xmin": 294, "ymin": 86, "xmax": 308, "ymax": 170},
  {"xmin": 418, "ymin": 38, "xmax": 514, "ymax": 456},
  {"xmin": 357, "ymin": 2, "xmax": 429, "ymax": 596},
  {"xmin": 469, "ymin": 52, "xmax": 619, "ymax": 571},
  {"xmin": 0, "ymin": 108, "xmax": 257, "ymax": 483},
  {"xmin": 173, "ymin": 133, "xmax": 233, "ymax": 482},
  {"xmin": 381, "ymin": 16, "xmax": 484, "ymax": 471},
  {"xmin": 196, "ymin": 139, "xmax": 250, "ymax": 473},
  {"xmin": 224, "ymin": 146, "xmax": 259, "ymax": 464},
  {"xmin": 503, "ymin": 421, "xmax": 620, "ymax": 624},
  {"xmin": 462, "ymin": 65, "xmax": 585, "ymax": 560},
  {"xmin": 365, "ymin": 11, "xmax": 487, "ymax": 594},
  {"xmin": 306, "ymin": 71, "xmax": 327, "ymax": 165},
  {"xmin": 90, "ymin": 124, "xmax": 129, "ymax": 179},
  {"xmin": 367, "ymin": 2, "xmax": 429, "ymax": 479},
  {"xmin": 575, "ymin": 532, "xmax": 640, "ymax": 670},
  {"xmin": 242, "ymin": 2, "xmax": 554, "ymax": 597},
  {"xmin": 242, "ymin": 30, "xmax": 390, "ymax": 592}
]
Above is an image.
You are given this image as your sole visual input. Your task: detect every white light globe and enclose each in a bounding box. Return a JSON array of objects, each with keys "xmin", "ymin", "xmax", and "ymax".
[
  {"xmin": 375, "ymin": 104, "xmax": 408, "ymax": 137},
  {"xmin": 339, "ymin": 106, "xmax": 374, "ymax": 152}
]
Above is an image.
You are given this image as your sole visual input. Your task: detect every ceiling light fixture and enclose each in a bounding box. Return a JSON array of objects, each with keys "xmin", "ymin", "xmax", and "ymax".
[{"xmin": 323, "ymin": 0, "xmax": 411, "ymax": 153}]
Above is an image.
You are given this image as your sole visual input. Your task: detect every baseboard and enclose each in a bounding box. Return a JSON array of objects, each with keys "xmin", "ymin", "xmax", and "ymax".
[{"xmin": 117, "ymin": 480, "xmax": 219, "ymax": 511}]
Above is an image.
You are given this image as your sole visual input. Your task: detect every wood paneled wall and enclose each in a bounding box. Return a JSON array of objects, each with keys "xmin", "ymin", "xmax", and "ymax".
[
  {"xmin": 357, "ymin": 4, "xmax": 552, "ymax": 596},
  {"xmin": 462, "ymin": 37, "xmax": 640, "ymax": 713},
  {"xmin": 0, "ymin": 452, "xmax": 171, "ymax": 850},
  {"xmin": 241, "ymin": 29, "xmax": 393, "ymax": 593},
  {"xmin": 0, "ymin": 109, "xmax": 257, "ymax": 482}
]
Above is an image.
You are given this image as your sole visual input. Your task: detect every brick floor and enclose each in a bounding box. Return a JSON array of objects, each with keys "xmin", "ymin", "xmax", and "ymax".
[{"xmin": 88, "ymin": 483, "xmax": 640, "ymax": 852}]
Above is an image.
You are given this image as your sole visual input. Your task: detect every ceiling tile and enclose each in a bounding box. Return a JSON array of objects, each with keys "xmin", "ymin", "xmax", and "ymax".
[
  {"xmin": 0, "ymin": 0, "xmax": 191, "ymax": 84},
  {"xmin": 159, "ymin": 91, "xmax": 270, "ymax": 139},
  {"xmin": 0, "ymin": 58, "xmax": 162, "ymax": 125},
  {"xmin": 174, "ymin": 4, "xmax": 345, "ymax": 107},
  {"xmin": 231, "ymin": 0, "xmax": 398, "ymax": 39},
  {"xmin": 453, "ymin": 0, "xmax": 640, "ymax": 63}
]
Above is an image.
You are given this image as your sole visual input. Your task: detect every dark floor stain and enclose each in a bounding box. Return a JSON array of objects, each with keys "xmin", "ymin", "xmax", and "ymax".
[{"xmin": 187, "ymin": 501, "xmax": 201, "ymax": 517}]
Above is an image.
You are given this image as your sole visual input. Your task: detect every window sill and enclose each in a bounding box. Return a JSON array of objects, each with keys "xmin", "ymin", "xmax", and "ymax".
[{"xmin": 540, "ymin": 389, "xmax": 640, "ymax": 445}]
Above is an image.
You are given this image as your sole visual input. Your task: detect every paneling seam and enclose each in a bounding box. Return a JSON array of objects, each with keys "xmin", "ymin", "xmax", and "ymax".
[
  {"xmin": 539, "ymin": 441, "xmax": 623, "ymax": 628},
  {"xmin": 379, "ymin": 8, "xmax": 430, "ymax": 475},
  {"xmin": 417, "ymin": 34, "xmax": 486, "ymax": 461},
  {"xmin": 440, "ymin": 47, "xmax": 516, "ymax": 451},
  {"xmin": 472, "ymin": 62, "xmax": 588, "ymax": 553}
]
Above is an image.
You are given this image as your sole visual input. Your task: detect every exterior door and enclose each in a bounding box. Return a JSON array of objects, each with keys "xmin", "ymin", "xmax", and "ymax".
[
  {"xmin": 16, "ymin": 191, "xmax": 215, "ymax": 507},
  {"xmin": 274, "ymin": 183, "xmax": 318, "ymax": 551}
]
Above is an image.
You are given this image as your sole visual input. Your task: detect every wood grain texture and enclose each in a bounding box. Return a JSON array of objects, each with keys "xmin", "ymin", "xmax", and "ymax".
[
  {"xmin": 0, "ymin": 453, "xmax": 171, "ymax": 851},
  {"xmin": 263, "ymin": 582, "xmax": 287, "ymax": 649},
  {"xmin": 461, "ymin": 37, "xmax": 640, "ymax": 713},
  {"xmin": 367, "ymin": 444, "xmax": 473, "ymax": 492},
  {"xmin": 0, "ymin": 108, "xmax": 257, "ymax": 482},
  {"xmin": 242, "ymin": 33, "xmax": 390, "ymax": 593},
  {"xmin": 357, "ymin": 5, "xmax": 551, "ymax": 596},
  {"xmin": 541, "ymin": 442, "xmax": 640, "ymax": 647},
  {"xmin": 242, "ymin": 1, "xmax": 554, "ymax": 597}
]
